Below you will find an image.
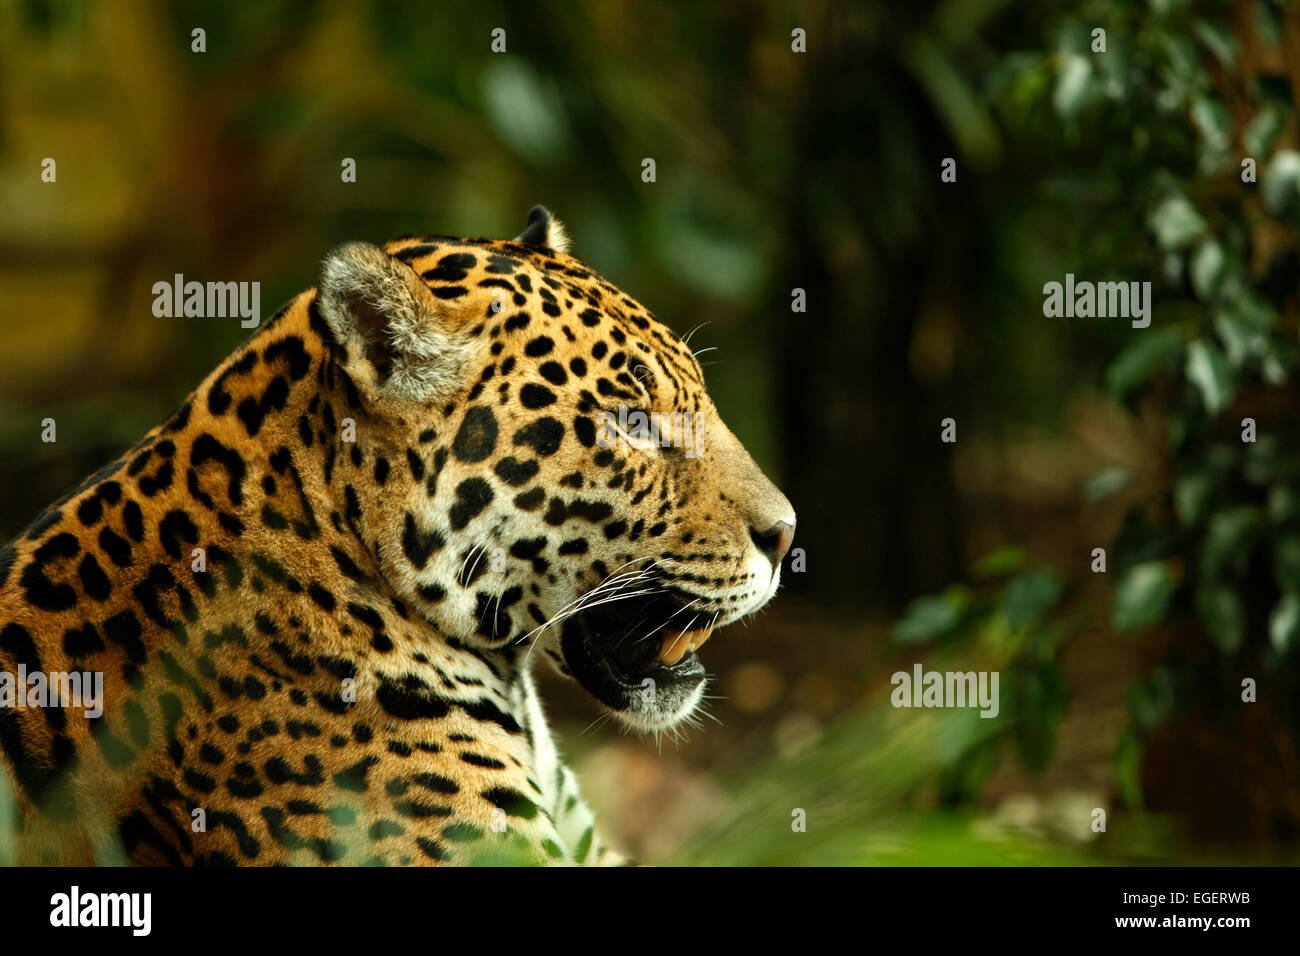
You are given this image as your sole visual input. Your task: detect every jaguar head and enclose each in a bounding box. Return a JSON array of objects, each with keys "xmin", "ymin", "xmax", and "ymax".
[{"xmin": 316, "ymin": 207, "xmax": 795, "ymax": 733}]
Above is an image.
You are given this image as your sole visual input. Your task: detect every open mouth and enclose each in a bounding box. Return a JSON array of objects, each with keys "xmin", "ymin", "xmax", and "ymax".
[{"xmin": 559, "ymin": 592, "xmax": 714, "ymax": 720}]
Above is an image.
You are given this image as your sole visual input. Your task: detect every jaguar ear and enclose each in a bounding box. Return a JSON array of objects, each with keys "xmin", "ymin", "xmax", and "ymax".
[
  {"xmin": 317, "ymin": 242, "xmax": 473, "ymax": 402},
  {"xmin": 514, "ymin": 205, "xmax": 570, "ymax": 254}
]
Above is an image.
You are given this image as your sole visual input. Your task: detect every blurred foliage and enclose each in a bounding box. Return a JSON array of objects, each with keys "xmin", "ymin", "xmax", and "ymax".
[
  {"xmin": 0, "ymin": 768, "xmax": 14, "ymax": 866},
  {"xmin": 1023, "ymin": 0, "xmax": 1300, "ymax": 828},
  {"xmin": 893, "ymin": 550, "xmax": 1075, "ymax": 789},
  {"xmin": 678, "ymin": 701, "xmax": 1271, "ymax": 864},
  {"xmin": 678, "ymin": 708, "xmax": 1088, "ymax": 866},
  {"xmin": 885, "ymin": 0, "xmax": 1300, "ymax": 848}
]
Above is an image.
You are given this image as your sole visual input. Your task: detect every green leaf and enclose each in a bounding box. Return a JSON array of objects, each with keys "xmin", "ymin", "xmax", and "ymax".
[
  {"xmin": 1262, "ymin": 338, "xmax": 1296, "ymax": 385},
  {"xmin": 892, "ymin": 593, "xmax": 962, "ymax": 645},
  {"xmin": 481, "ymin": 59, "xmax": 570, "ymax": 164},
  {"xmin": 1194, "ymin": 20, "xmax": 1237, "ymax": 67},
  {"xmin": 1105, "ymin": 327, "xmax": 1183, "ymax": 401},
  {"xmin": 1244, "ymin": 105, "xmax": 1284, "ymax": 158},
  {"xmin": 1199, "ymin": 505, "xmax": 1262, "ymax": 581},
  {"xmin": 1162, "ymin": 250, "xmax": 1184, "ymax": 286},
  {"xmin": 1173, "ymin": 470, "xmax": 1214, "ymax": 527},
  {"xmin": 1053, "ymin": 54, "xmax": 1093, "ymax": 120},
  {"xmin": 1001, "ymin": 570, "xmax": 1064, "ymax": 630},
  {"xmin": 1148, "ymin": 195, "xmax": 1206, "ymax": 250},
  {"xmin": 1157, "ymin": 32, "xmax": 1201, "ymax": 99},
  {"xmin": 1268, "ymin": 484, "xmax": 1300, "ymax": 525},
  {"xmin": 1112, "ymin": 561, "xmax": 1177, "ymax": 633},
  {"xmin": 1189, "ymin": 239, "xmax": 1227, "ymax": 300},
  {"xmin": 1215, "ymin": 291, "xmax": 1277, "ymax": 365},
  {"xmin": 1195, "ymin": 583, "xmax": 1244, "ymax": 655},
  {"xmin": 1224, "ymin": 290, "xmax": 1277, "ymax": 331},
  {"xmin": 1191, "ymin": 96, "xmax": 1232, "ymax": 164},
  {"xmin": 1263, "ymin": 150, "xmax": 1300, "ymax": 215},
  {"xmin": 972, "ymin": 546, "xmax": 1029, "ymax": 578},
  {"xmin": 1085, "ymin": 467, "xmax": 1134, "ymax": 502},
  {"xmin": 906, "ymin": 34, "xmax": 1002, "ymax": 165},
  {"xmin": 1128, "ymin": 670, "xmax": 1174, "ymax": 732},
  {"xmin": 1214, "ymin": 314, "xmax": 1266, "ymax": 366},
  {"xmin": 1269, "ymin": 592, "xmax": 1300, "ymax": 655},
  {"xmin": 1185, "ymin": 339, "xmax": 1235, "ymax": 414}
]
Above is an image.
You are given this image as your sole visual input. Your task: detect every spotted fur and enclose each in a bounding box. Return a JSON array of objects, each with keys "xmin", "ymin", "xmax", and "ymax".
[{"xmin": 0, "ymin": 207, "xmax": 795, "ymax": 865}]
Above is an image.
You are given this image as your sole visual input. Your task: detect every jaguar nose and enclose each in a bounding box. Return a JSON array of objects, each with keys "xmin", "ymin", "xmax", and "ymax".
[{"xmin": 750, "ymin": 518, "xmax": 796, "ymax": 571}]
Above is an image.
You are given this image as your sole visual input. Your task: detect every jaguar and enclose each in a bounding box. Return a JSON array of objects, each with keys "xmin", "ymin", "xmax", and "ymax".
[{"xmin": 0, "ymin": 207, "xmax": 796, "ymax": 865}]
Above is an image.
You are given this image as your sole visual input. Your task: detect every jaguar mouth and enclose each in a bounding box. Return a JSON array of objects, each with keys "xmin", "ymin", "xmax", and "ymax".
[{"xmin": 559, "ymin": 592, "xmax": 712, "ymax": 729}]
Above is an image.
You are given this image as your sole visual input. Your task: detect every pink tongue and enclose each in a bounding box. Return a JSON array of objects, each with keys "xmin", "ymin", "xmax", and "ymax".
[{"xmin": 658, "ymin": 626, "xmax": 714, "ymax": 666}]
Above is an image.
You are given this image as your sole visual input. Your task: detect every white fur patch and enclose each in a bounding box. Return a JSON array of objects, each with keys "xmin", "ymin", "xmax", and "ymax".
[{"xmin": 546, "ymin": 214, "xmax": 571, "ymax": 255}]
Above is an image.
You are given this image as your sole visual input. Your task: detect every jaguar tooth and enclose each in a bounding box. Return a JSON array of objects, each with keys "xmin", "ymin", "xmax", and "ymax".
[
  {"xmin": 693, "ymin": 623, "xmax": 715, "ymax": 652},
  {"xmin": 657, "ymin": 625, "xmax": 716, "ymax": 666}
]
